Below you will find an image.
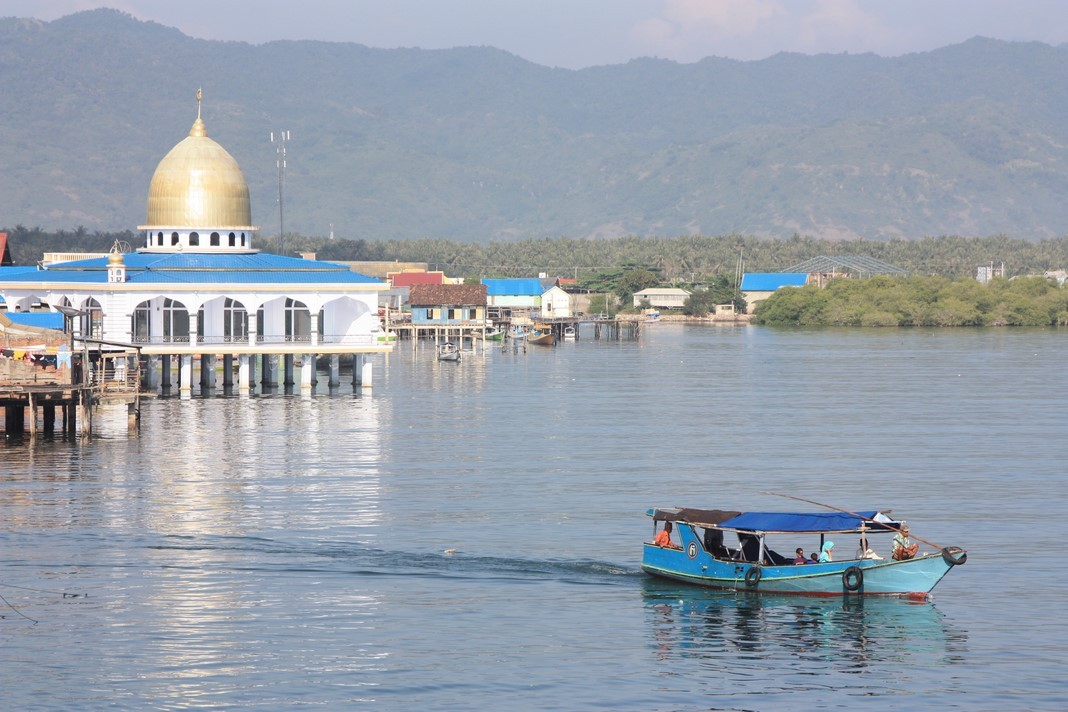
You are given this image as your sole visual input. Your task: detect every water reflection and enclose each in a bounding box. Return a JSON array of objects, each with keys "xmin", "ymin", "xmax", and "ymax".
[{"xmin": 642, "ymin": 577, "xmax": 967, "ymax": 673}]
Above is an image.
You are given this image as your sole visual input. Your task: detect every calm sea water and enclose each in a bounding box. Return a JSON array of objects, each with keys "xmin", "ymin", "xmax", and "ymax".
[{"xmin": 2, "ymin": 325, "xmax": 1066, "ymax": 710}]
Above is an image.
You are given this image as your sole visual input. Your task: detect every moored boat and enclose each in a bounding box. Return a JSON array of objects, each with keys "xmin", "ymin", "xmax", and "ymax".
[
  {"xmin": 437, "ymin": 342, "xmax": 461, "ymax": 361},
  {"xmin": 527, "ymin": 325, "xmax": 555, "ymax": 346},
  {"xmin": 562, "ymin": 326, "xmax": 576, "ymax": 341},
  {"xmin": 642, "ymin": 501, "xmax": 966, "ymax": 600}
]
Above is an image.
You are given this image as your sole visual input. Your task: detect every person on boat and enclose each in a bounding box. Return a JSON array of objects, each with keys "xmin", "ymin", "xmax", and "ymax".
[
  {"xmin": 855, "ymin": 533, "xmax": 884, "ymax": 560},
  {"xmin": 891, "ymin": 524, "xmax": 920, "ymax": 560},
  {"xmin": 793, "ymin": 547, "xmax": 808, "ymax": 565},
  {"xmin": 654, "ymin": 521, "xmax": 680, "ymax": 549},
  {"xmin": 809, "ymin": 552, "xmax": 818, "ymax": 562},
  {"xmin": 703, "ymin": 528, "xmax": 730, "ymax": 559},
  {"xmin": 818, "ymin": 541, "xmax": 835, "ymax": 562}
]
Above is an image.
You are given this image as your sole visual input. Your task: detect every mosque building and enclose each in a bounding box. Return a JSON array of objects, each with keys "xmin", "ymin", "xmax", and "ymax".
[{"xmin": 0, "ymin": 93, "xmax": 392, "ymax": 394}]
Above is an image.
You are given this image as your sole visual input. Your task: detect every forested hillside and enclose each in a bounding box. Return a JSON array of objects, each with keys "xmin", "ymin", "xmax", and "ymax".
[
  {"xmin": 3, "ymin": 10, "xmax": 1068, "ymax": 242},
  {"xmin": 4, "ymin": 226, "xmax": 1066, "ymax": 282}
]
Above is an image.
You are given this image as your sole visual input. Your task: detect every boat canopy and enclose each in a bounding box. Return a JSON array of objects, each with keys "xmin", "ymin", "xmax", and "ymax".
[{"xmin": 648, "ymin": 507, "xmax": 899, "ymax": 533}]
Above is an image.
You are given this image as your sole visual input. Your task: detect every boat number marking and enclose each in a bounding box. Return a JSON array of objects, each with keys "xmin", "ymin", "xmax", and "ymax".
[{"xmin": 687, "ymin": 542, "xmax": 698, "ymax": 559}]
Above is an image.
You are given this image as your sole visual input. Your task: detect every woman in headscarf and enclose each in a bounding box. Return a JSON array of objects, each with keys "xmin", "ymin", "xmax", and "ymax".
[{"xmin": 818, "ymin": 541, "xmax": 835, "ymax": 562}]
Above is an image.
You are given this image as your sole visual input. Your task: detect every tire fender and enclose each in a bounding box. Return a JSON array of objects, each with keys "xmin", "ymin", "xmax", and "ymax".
[
  {"xmin": 745, "ymin": 566, "xmax": 762, "ymax": 587},
  {"xmin": 842, "ymin": 565, "xmax": 864, "ymax": 592}
]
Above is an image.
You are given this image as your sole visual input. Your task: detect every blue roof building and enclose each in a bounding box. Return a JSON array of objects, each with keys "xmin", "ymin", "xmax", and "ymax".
[
  {"xmin": 740, "ymin": 273, "xmax": 810, "ymax": 314},
  {"xmin": 481, "ymin": 278, "xmax": 543, "ymax": 310}
]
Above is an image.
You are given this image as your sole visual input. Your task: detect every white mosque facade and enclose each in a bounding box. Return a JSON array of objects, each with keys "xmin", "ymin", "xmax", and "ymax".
[{"xmin": 0, "ymin": 98, "xmax": 392, "ymax": 393}]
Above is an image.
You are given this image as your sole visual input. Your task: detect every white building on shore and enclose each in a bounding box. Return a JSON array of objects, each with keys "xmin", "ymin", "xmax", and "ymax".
[{"xmin": 0, "ymin": 93, "xmax": 392, "ymax": 394}]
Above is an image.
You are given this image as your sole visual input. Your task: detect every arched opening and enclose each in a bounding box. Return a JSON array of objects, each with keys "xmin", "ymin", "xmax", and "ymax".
[
  {"xmin": 285, "ymin": 298, "xmax": 311, "ymax": 342},
  {"xmin": 163, "ymin": 298, "xmax": 190, "ymax": 343},
  {"xmin": 224, "ymin": 298, "xmax": 248, "ymax": 342},
  {"xmin": 132, "ymin": 301, "xmax": 151, "ymax": 342},
  {"xmin": 171, "ymin": 232, "xmax": 180, "ymax": 246},
  {"xmin": 210, "ymin": 232, "xmax": 220, "ymax": 247},
  {"xmin": 85, "ymin": 298, "xmax": 103, "ymax": 339},
  {"xmin": 189, "ymin": 232, "xmax": 200, "ymax": 247},
  {"xmin": 228, "ymin": 232, "xmax": 236, "ymax": 247}
]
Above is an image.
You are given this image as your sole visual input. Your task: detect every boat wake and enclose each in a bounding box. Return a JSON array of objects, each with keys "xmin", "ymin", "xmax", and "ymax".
[{"xmin": 146, "ymin": 533, "xmax": 641, "ymax": 586}]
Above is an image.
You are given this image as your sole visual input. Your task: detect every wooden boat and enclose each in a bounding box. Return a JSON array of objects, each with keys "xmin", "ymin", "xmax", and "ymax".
[
  {"xmin": 437, "ymin": 342, "xmax": 461, "ymax": 362},
  {"xmin": 642, "ymin": 501, "xmax": 966, "ymax": 600},
  {"xmin": 527, "ymin": 325, "xmax": 555, "ymax": 346},
  {"xmin": 562, "ymin": 326, "xmax": 576, "ymax": 341},
  {"xmin": 485, "ymin": 328, "xmax": 505, "ymax": 342}
]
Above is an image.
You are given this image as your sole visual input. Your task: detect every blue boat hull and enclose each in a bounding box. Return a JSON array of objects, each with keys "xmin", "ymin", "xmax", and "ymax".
[{"xmin": 642, "ymin": 526, "xmax": 959, "ymax": 599}]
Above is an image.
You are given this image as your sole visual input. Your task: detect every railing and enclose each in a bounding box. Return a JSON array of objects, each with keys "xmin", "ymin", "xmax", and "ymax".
[{"xmin": 129, "ymin": 334, "xmax": 376, "ymax": 347}]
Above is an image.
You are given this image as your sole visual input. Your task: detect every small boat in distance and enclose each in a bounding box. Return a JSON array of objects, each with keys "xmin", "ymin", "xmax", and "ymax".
[
  {"xmin": 437, "ymin": 342, "xmax": 461, "ymax": 362},
  {"xmin": 643, "ymin": 308, "xmax": 661, "ymax": 323},
  {"xmin": 527, "ymin": 325, "xmax": 555, "ymax": 346},
  {"xmin": 562, "ymin": 326, "xmax": 576, "ymax": 341},
  {"xmin": 642, "ymin": 499, "xmax": 966, "ymax": 600}
]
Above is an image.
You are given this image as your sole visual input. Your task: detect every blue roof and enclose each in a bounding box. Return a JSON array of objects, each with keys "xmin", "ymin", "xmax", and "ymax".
[
  {"xmin": 649, "ymin": 507, "xmax": 892, "ymax": 533},
  {"xmin": 481, "ymin": 278, "xmax": 544, "ymax": 296},
  {"xmin": 0, "ymin": 252, "xmax": 383, "ymax": 285},
  {"xmin": 719, "ymin": 511, "xmax": 884, "ymax": 533},
  {"xmin": 4, "ymin": 312, "xmax": 64, "ymax": 329},
  {"xmin": 740, "ymin": 273, "xmax": 809, "ymax": 291}
]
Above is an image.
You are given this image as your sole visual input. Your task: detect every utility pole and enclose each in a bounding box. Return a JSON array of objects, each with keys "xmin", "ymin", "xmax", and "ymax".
[{"xmin": 271, "ymin": 130, "xmax": 290, "ymax": 254}]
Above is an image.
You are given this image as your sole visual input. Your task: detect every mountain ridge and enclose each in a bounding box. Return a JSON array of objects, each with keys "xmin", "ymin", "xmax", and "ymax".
[{"xmin": 2, "ymin": 9, "xmax": 1067, "ymax": 242}]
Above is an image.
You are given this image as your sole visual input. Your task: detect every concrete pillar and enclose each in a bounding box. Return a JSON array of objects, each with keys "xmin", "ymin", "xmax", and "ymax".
[
  {"xmin": 238, "ymin": 354, "xmax": 251, "ymax": 393},
  {"xmin": 248, "ymin": 353, "xmax": 257, "ymax": 392},
  {"xmin": 262, "ymin": 354, "xmax": 278, "ymax": 388},
  {"xmin": 200, "ymin": 354, "xmax": 215, "ymax": 391},
  {"xmin": 361, "ymin": 358, "xmax": 373, "ymax": 391},
  {"xmin": 145, "ymin": 355, "xmax": 160, "ymax": 390},
  {"xmin": 180, "ymin": 355, "xmax": 193, "ymax": 393},
  {"xmin": 283, "ymin": 354, "xmax": 295, "ymax": 386},
  {"xmin": 300, "ymin": 356, "xmax": 315, "ymax": 390},
  {"xmin": 328, "ymin": 354, "xmax": 340, "ymax": 388},
  {"xmin": 223, "ymin": 354, "xmax": 234, "ymax": 387},
  {"xmin": 161, "ymin": 354, "xmax": 172, "ymax": 390},
  {"xmin": 352, "ymin": 354, "xmax": 363, "ymax": 386}
]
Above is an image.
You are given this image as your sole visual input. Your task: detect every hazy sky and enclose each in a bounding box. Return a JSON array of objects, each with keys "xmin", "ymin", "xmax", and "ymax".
[{"xmin": 3, "ymin": 0, "xmax": 1068, "ymax": 68}]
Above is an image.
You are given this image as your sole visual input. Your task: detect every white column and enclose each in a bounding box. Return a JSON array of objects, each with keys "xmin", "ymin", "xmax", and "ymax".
[
  {"xmin": 300, "ymin": 356, "xmax": 315, "ymax": 390},
  {"xmin": 361, "ymin": 358, "xmax": 373, "ymax": 391},
  {"xmin": 180, "ymin": 354, "xmax": 193, "ymax": 393},
  {"xmin": 238, "ymin": 354, "xmax": 251, "ymax": 393},
  {"xmin": 189, "ymin": 311, "xmax": 199, "ymax": 349}
]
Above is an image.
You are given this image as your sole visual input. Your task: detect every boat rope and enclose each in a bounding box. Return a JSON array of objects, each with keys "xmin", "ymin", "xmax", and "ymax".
[
  {"xmin": 0, "ymin": 592, "xmax": 38, "ymax": 624},
  {"xmin": 0, "ymin": 581, "xmax": 88, "ymax": 598},
  {"xmin": 761, "ymin": 491, "xmax": 958, "ymax": 553}
]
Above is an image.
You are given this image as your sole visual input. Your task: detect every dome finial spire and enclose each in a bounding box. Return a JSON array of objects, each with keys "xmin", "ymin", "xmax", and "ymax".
[{"xmin": 189, "ymin": 87, "xmax": 207, "ymax": 137}]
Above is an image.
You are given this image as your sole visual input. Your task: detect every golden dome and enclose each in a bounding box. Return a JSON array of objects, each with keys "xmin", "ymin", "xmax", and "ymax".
[
  {"xmin": 141, "ymin": 116, "xmax": 253, "ymax": 229},
  {"xmin": 107, "ymin": 251, "xmax": 124, "ymax": 265}
]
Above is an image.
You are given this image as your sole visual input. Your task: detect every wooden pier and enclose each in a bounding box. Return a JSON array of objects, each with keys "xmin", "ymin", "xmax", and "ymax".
[
  {"xmin": 389, "ymin": 315, "xmax": 642, "ymax": 345},
  {"xmin": 1, "ymin": 382, "xmax": 95, "ymax": 436}
]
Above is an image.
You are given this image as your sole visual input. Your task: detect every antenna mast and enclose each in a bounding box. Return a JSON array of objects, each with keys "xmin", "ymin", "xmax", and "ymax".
[{"xmin": 271, "ymin": 129, "xmax": 291, "ymax": 254}]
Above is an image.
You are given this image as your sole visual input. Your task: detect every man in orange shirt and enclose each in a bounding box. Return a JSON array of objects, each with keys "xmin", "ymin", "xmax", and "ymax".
[{"xmin": 654, "ymin": 521, "xmax": 680, "ymax": 549}]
